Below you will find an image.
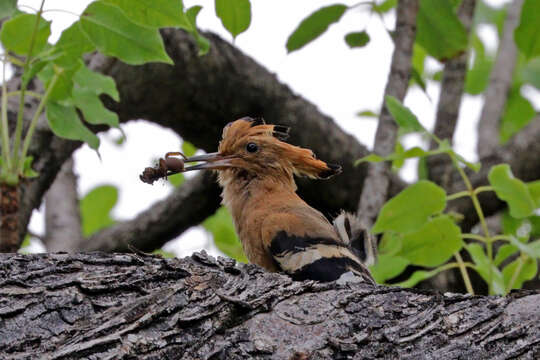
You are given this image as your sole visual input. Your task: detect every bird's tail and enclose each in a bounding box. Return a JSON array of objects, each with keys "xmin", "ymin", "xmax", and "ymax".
[{"xmin": 333, "ymin": 211, "xmax": 377, "ymax": 267}]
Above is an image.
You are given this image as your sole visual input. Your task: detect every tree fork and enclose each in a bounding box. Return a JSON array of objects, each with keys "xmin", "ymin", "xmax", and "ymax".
[{"xmin": 0, "ymin": 183, "xmax": 19, "ymax": 252}]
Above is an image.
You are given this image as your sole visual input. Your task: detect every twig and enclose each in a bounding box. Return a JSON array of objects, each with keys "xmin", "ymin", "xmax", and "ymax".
[
  {"xmin": 12, "ymin": 0, "xmax": 46, "ymax": 172},
  {"xmin": 428, "ymin": 0, "xmax": 477, "ymax": 186},
  {"xmin": 477, "ymin": 0, "xmax": 523, "ymax": 158},
  {"xmin": 357, "ymin": 0, "xmax": 419, "ymax": 226}
]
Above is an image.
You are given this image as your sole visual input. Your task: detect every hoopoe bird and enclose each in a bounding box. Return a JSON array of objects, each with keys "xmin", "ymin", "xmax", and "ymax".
[{"xmin": 173, "ymin": 117, "xmax": 376, "ymax": 283}]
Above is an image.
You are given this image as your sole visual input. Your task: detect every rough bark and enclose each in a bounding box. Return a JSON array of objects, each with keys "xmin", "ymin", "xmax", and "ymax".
[
  {"xmin": 477, "ymin": 0, "xmax": 523, "ymax": 158},
  {"xmin": 0, "ymin": 252, "xmax": 539, "ymax": 359},
  {"xmin": 357, "ymin": 0, "xmax": 418, "ymax": 226},
  {"xmin": 0, "ymin": 183, "xmax": 19, "ymax": 252},
  {"xmin": 428, "ymin": 0, "xmax": 477, "ymax": 187},
  {"xmin": 44, "ymin": 158, "xmax": 84, "ymax": 252}
]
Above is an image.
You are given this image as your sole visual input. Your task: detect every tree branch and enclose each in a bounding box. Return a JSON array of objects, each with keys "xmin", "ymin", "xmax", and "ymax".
[
  {"xmin": 357, "ymin": 0, "xmax": 419, "ymax": 226},
  {"xmin": 44, "ymin": 157, "xmax": 84, "ymax": 252},
  {"xmin": 82, "ymin": 172, "xmax": 221, "ymax": 252},
  {"xmin": 428, "ymin": 0, "xmax": 477, "ymax": 186},
  {"xmin": 1, "ymin": 252, "xmax": 539, "ymax": 358},
  {"xmin": 476, "ymin": 0, "xmax": 523, "ymax": 158},
  {"xmin": 91, "ymin": 29, "xmax": 378, "ymax": 217}
]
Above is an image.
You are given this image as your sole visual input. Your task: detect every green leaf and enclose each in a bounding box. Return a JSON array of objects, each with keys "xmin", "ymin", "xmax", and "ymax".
[
  {"xmin": 80, "ymin": 1, "xmax": 172, "ymax": 65},
  {"xmin": 215, "ymin": 0, "xmax": 251, "ymax": 39},
  {"xmin": 395, "ymin": 268, "xmax": 443, "ymax": 288},
  {"xmin": 344, "ymin": 31, "xmax": 370, "ymax": 48},
  {"xmin": 203, "ymin": 207, "xmax": 247, "ymax": 263},
  {"xmin": 500, "ymin": 89, "xmax": 535, "ymax": 144},
  {"xmin": 152, "ymin": 249, "xmax": 176, "ymax": 258},
  {"xmin": 385, "ymin": 95, "xmax": 426, "ymax": 134},
  {"xmin": 372, "ymin": 0, "xmax": 397, "ymax": 14},
  {"xmin": 488, "ymin": 164, "xmax": 536, "ymax": 219},
  {"xmin": 71, "ymin": 87, "xmax": 119, "ymax": 128},
  {"xmin": 102, "ymin": 0, "xmax": 190, "ymax": 29},
  {"xmin": 186, "ymin": 5, "xmax": 210, "ymax": 56},
  {"xmin": 410, "ymin": 67, "xmax": 427, "ymax": 92},
  {"xmin": 410, "ymin": 43, "xmax": 428, "ymax": 92},
  {"xmin": 356, "ymin": 110, "xmax": 378, "ymax": 118},
  {"xmin": 378, "ymin": 232, "xmax": 403, "ymax": 256},
  {"xmin": 354, "ymin": 146, "xmax": 431, "ymax": 166},
  {"xmin": 507, "ymin": 237, "xmax": 540, "ymax": 259},
  {"xmin": 37, "ymin": 62, "xmax": 81, "ymax": 101},
  {"xmin": 522, "ymin": 57, "xmax": 540, "ymax": 90},
  {"xmin": 502, "ymin": 256, "xmax": 537, "ymax": 290},
  {"xmin": 73, "ymin": 63, "xmax": 120, "ymax": 101},
  {"xmin": 465, "ymin": 36, "xmax": 493, "ymax": 95},
  {"xmin": 0, "ymin": 0, "xmax": 16, "ymax": 19},
  {"xmin": 530, "ymin": 215, "xmax": 540, "ymax": 238},
  {"xmin": 528, "ymin": 180, "xmax": 540, "ymax": 207},
  {"xmin": 514, "ymin": 0, "xmax": 540, "ymax": 59},
  {"xmin": 355, "ymin": 153, "xmax": 384, "ymax": 164},
  {"xmin": 286, "ymin": 4, "xmax": 348, "ymax": 53},
  {"xmin": 494, "ymin": 244, "xmax": 518, "ymax": 267},
  {"xmin": 473, "ymin": 0, "xmax": 506, "ymax": 36},
  {"xmin": 416, "ymin": 0, "xmax": 468, "ymax": 60},
  {"xmin": 431, "ymin": 70, "xmax": 443, "ymax": 81},
  {"xmin": 168, "ymin": 173, "xmax": 184, "ymax": 187},
  {"xmin": 80, "ymin": 185, "xmax": 118, "ymax": 236},
  {"xmin": 52, "ymin": 21, "xmax": 96, "ymax": 66},
  {"xmin": 502, "ymin": 210, "xmax": 532, "ymax": 243},
  {"xmin": 22, "ymin": 156, "xmax": 38, "ymax": 178},
  {"xmin": 20, "ymin": 234, "xmax": 30, "ymax": 250},
  {"xmin": 392, "ymin": 141, "xmax": 405, "ymax": 171},
  {"xmin": 399, "ymin": 216, "xmax": 462, "ymax": 267},
  {"xmin": 466, "ymin": 243, "xmax": 506, "ymax": 295},
  {"xmin": 372, "ymin": 180, "xmax": 446, "ymax": 234},
  {"xmin": 451, "ymin": 150, "xmax": 481, "ymax": 172},
  {"xmin": 438, "ymin": 139, "xmax": 481, "ymax": 171},
  {"xmin": 46, "ymin": 102, "xmax": 100, "ymax": 149},
  {"xmin": 417, "ymin": 156, "xmax": 429, "ymax": 180},
  {"xmin": 412, "ymin": 43, "xmax": 427, "ymax": 77},
  {"xmin": 182, "ymin": 141, "xmax": 197, "ymax": 157},
  {"xmin": 22, "ymin": 59, "xmax": 48, "ymax": 88},
  {"xmin": 0, "ymin": 13, "xmax": 51, "ymax": 56},
  {"xmin": 369, "ymin": 254, "xmax": 409, "ymax": 284}
]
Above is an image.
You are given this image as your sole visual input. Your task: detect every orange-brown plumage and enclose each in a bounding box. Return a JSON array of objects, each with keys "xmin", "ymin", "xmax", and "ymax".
[{"xmin": 180, "ymin": 117, "xmax": 375, "ymax": 283}]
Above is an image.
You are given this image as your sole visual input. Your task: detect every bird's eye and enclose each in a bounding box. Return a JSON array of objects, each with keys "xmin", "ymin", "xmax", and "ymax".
[{"xmin": 246, "ymin": 142, "xmax": 258, "ymax": 153}]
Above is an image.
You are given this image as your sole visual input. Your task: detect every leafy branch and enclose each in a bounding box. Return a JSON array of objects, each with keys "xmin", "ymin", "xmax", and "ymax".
[{"xmin": 362, "ymin": 96, "xmax": 540, "ymax": 295}]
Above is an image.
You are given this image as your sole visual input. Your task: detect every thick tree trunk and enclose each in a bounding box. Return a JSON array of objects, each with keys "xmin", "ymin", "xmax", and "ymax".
[{"xmin": 0, "ymin": 252, "xmax": 538, "ymax": 359}]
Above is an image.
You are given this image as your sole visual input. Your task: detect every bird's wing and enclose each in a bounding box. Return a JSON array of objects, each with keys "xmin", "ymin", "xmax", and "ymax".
[{"xmin": 261, "ymin": 213, "xmax": 374, "ymax": 283}]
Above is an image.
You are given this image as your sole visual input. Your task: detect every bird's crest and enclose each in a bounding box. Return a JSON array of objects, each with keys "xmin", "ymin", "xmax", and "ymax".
[{"xmin": 218, "ymin": 117, "xmax": 341, "ymax": 179}]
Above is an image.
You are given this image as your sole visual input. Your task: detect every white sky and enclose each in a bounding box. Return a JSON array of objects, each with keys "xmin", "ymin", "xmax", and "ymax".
[{"xmin": 13, "ymin": 0, "xmax": 538, "ymax": 255}]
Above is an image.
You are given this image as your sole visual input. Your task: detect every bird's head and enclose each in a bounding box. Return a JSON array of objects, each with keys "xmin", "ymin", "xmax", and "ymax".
[{"xmin": 182, "ymin": 117, "xmax": 341, "ymax": 183}]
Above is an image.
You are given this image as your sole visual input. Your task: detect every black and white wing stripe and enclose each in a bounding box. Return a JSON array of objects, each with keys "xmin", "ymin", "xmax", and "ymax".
[{"xmin": 269, "ymin": 231, "xmax": 375, "ymax": 283}]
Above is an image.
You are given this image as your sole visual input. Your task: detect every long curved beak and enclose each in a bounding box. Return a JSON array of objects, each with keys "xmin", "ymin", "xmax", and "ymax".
[{"xmin": 182, "ymin": 152, "xmax": 234, "ymax": 171}]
